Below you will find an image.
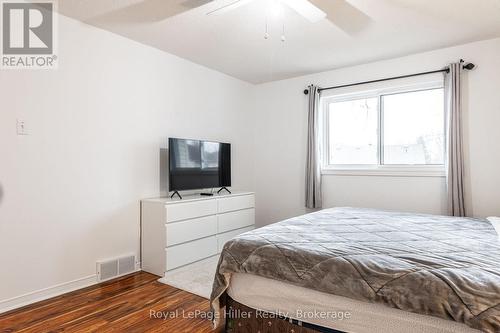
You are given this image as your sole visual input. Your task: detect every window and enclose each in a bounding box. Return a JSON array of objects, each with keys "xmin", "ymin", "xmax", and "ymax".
[
  {"xmin": 323, "ymin": 84, "xmax": 445, "ymax": 176},
  {"xmin": 328, "ymin": 97, "xmax": 378, "ymax": 165},
  {"xmin": 382, "ymin": 89, "xmax": 444, "ymax": 165}
]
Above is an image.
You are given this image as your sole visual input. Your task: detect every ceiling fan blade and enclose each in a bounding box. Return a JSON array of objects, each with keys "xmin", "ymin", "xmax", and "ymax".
[
  {"xmin": 206, "ymin": 0, "xmax": 256, "ymax": 15},
  {"xmin": 60, "ymin": 0, "xmax": 214, "ymax": 24},
  {"xmin": 309, "ymin": 0, "xmax": 372, "ymax": 34},
  {"xmin": 281, "ymin": 0, "xmax": 326, "ymax": 23}
]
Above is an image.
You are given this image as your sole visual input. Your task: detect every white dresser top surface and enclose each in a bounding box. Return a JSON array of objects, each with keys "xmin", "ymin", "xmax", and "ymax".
[{"xmin": 142, "ymin": 191, "xmax": 254, "ymax": 205}]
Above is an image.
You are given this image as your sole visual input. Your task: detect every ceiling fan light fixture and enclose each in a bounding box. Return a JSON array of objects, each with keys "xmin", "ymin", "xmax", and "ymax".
[{"xmin": 267, "ymin": 0, "xmax": 284, "ymax": 19}]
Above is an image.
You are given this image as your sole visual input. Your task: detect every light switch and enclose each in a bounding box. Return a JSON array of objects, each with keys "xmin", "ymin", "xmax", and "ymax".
[{"xmin": 16, "ymin": 119, "xmax": 28, "ymax": 135}]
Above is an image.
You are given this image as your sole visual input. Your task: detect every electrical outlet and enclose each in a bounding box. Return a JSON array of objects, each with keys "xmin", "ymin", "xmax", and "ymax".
[{"xmin": 16, "ymin": 119, "xmax": 28, "ymax": 135}]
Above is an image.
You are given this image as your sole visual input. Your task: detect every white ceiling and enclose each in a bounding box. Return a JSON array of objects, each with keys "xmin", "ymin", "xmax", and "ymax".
[{"xmin": 58, "ymin": 0, "xmax": 500, "ymax": 83}]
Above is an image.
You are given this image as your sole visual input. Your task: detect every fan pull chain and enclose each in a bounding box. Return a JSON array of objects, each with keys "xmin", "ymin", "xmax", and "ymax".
[{"xmin": 264, "ymin": 17, "xmax": 269, "ymax": 39}]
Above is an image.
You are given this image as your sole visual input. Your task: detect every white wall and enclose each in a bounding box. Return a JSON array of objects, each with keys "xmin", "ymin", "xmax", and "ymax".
[
  {"xmin": 0, "ymin": 15, "xmax": 256, "ymax": 306},
  {"xmin": 254, "ymin": 38, "xmax": 500, "ymax": 227}
]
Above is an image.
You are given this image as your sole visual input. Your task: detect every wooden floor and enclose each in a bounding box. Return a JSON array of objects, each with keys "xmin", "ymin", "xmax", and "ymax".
[{"xmin": 0, "ymin": 272, "xmax": 220, "ymax": 333}]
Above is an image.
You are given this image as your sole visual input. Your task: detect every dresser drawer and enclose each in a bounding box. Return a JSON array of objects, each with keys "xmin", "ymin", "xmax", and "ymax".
[
  {"xmin": 166, "ymin": 215, "xmax": 217, "ymax": 247},
  {"xmin": 166, "ymin": 236, "xmax": 217, "ymax": 271},
  {"xmin": 166, "ymin": 200, "xmax": 217, "ymax": 223},
  {"xmin": 218, "ymin": 208, "xmax": 255, "ymax": 233},
  {"xmin": 217, "ymin": 194, "xmax": 254, "ymax": 213},
  {"xmin": 217, "ymin": 226, "xmax": 254, "ymax": 253}
]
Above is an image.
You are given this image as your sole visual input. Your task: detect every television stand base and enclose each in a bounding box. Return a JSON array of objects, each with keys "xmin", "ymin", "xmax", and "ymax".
[
  {"xmin": 217, "ymin": 187, "xmax": 231, "ymax": 195},
  {"xmin": 170, "ymin": 191, "xmax": 182, "ymax": 200},
  {"xmin": 200, "ymin": 192, "xmax": 214, "ymax": 196}
]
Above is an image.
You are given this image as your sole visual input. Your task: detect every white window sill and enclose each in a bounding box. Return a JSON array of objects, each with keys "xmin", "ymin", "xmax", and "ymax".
[{"xmin": 321, "ymin": 166, "xmax": 446, "ymax": 178}]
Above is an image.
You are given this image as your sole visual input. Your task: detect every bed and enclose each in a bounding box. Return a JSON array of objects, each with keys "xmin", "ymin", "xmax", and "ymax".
[{"xmin": 210, "ymin": 207, "xmax": 500, "ymax": 333}]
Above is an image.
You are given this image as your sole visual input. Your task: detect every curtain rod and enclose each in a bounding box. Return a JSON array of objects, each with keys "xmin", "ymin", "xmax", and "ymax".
[{"xmin": 303, "ymin": 62, "xmax": 475, "ymax": 95}]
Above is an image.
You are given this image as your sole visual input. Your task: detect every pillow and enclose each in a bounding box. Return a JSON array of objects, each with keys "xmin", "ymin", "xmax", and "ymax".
[{"xmin": 487, "ymin": 217, "xmax": 500, "ymax": 237}]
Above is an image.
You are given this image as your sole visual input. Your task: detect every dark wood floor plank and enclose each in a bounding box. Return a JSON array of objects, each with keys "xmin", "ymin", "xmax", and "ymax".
[
  {"xmin": 0, "ymin": 272, "xmax": 158, "ymax": 329},
  {"xmin": 0, "ymin": 272, "xmax": 218, "ymax": 333},
  {"xmin": 3, "ymin": 274, "xmax": 161, "ymax": 332}
]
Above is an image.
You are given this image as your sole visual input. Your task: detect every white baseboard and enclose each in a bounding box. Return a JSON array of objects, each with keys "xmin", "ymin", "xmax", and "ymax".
[{"xmin": 0, "ymin": 274, "xmax": 97, "ymax": 314}]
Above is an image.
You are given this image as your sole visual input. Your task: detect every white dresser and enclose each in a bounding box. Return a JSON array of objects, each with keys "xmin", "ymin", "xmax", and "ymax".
[{"xmin": 141, "ymin": 191, "xmax": 255, "ymax": 277}]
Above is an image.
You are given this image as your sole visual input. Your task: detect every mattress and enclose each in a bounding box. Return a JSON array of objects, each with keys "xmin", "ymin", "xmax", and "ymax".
[
  {"xmin": 228, "ymin": 272, "xmax": 480, "ymax": 333},
  {"xmin": 211, "ymin": 207, "xmax": 500, "ymax": 332}
]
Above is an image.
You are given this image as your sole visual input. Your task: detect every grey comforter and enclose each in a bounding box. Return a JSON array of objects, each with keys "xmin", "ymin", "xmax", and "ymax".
[{"xmin": 210, "ymin": 207, "xmax": 500, "ymax": 332}]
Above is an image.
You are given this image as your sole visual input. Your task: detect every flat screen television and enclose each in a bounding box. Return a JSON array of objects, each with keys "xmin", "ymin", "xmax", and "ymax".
[{"xmin": 168, "ymin": 138, "xmax": 231, "ymax": 192}]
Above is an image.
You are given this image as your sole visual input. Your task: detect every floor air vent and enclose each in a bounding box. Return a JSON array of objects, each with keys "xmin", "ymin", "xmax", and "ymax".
[{"xmin": 97, "ymin": 255, "xmax": 136, "ymax": 282}]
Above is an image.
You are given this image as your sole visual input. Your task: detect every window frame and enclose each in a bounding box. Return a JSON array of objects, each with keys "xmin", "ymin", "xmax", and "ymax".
[{"xmin": 321, "ymin": 81, "xmax": 446, "ymax": 177}]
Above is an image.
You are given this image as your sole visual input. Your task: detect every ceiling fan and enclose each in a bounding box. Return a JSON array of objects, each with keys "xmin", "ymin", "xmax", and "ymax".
[
  {"xmin": 206, "ymin": 0, "xmax": 371, "ymax": 34},
  {"xmin": 58, "ymin": 0, "xmax": 370, "ymax": 35}
]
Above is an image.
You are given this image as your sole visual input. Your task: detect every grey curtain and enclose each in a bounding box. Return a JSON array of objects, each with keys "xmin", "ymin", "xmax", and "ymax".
[
  {"xmin": 305, "ymin": 85, "xmax": 322, "ymax": 209},
  {"xmin": 445, "ymin": 63, "xmax": 466, "ymax": 216}
]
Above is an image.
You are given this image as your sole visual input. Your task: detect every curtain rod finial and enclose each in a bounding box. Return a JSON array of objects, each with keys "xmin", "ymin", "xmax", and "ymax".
[
  {"xmin": 463, "ymin": 63, "xmax": 475, "ymax": 70},
  {"xmin": 304, "ymin": 89, "xmax": 309, "ymax": 95}
]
